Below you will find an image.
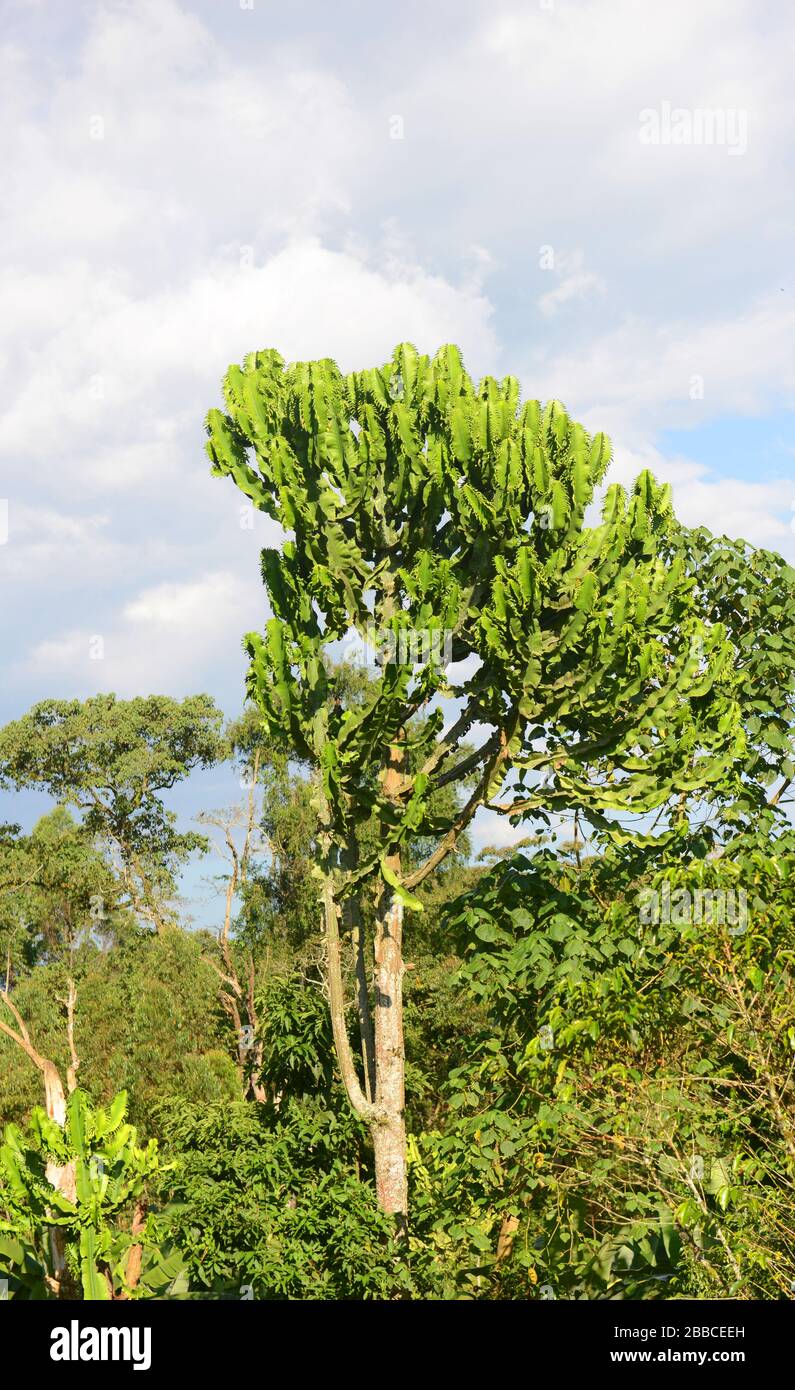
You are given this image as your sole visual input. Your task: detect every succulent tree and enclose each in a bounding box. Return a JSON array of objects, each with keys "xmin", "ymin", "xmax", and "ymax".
[{"xmin": 206, "ymin": 341, "xmax": 743, "ymax": 1219}]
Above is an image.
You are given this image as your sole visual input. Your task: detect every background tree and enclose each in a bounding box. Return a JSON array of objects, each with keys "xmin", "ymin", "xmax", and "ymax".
[
  {"xmin": 0, "ymin": 695, "xmax": 227, "ymax": 933},
  {"xmin": 0, "ymin": 808, "xmax": 121, "ymax": 971},
  {"xmin": 674, "ymin": 527, "xmax": 795, "ymax": 835}
]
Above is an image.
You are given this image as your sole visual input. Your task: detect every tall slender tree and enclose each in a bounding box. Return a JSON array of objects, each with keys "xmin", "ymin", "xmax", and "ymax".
[{"xmin": 206, "ymin": 342, "xmax": 743, "ymax": 1219}]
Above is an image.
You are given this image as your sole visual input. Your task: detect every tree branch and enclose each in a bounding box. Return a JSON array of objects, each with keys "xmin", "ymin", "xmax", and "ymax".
[
  {"xmin": 404, "ymin": 715, "xmax": 518, "ymax": 889},
  {"xmin": 322, "ymin": 872, "xmax": 378, "ymax": 1123}
]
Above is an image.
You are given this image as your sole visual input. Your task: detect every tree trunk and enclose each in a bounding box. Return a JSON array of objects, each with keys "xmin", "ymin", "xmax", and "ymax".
[
  {"xmin": 371, "ymin": 742, "xmax": 408, "ymax": 1222},
  {"xmin": 42, "ymin": 1061, "xmax": 77, "ymax": 1295},
  {"xmin": 496, "ymin": 1213, "xmax": 520, "ymax": 1263},
  {"xmin": 372, "ymin": 886, "xmax": 407, "ymax": 1219},
  {"xmin": 320, "ymin": 738, "xmax": 409, "ymax": 1224},
  {"xmin": 120, "ymin": 1199, "xmax": 147, "ymax": 1298},
  {"xmin": 0, "ymin": 989, "xmax": 78, "ymax": 1295}
]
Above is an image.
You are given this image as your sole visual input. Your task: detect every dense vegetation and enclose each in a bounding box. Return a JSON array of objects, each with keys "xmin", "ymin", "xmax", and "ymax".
[{"xmin": 2, "ymin": 344, "xmax": 794, "ymax": 1300}]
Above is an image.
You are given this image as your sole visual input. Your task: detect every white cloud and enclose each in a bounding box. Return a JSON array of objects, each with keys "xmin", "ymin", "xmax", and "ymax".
[
  {"xmin": 0, "ymin": 505, "xmax": 119, "ymax": 585},
  {"xmin": 21, "ymin": 571, "xmax": 262, "ymax": 698},
  {"xmin": 0, "ymin": 238, "xmax": 496, "ymax": 491},
  {"xmin": 2, "ymin": 0, "xmax": 794, "ymax": 729},
  {"xmin": 390, "ymin": 0, "xmax": 794, "ymax": 380},
  {"xmin": 604, "ymin": 441, "xmax": 795, "ymax": 559},
  {"xmin": 471, "ymin": 807, "xmax": 568, "ymax": 856},
  {"xmin": 538, "ymin": 250, "xmax": 606, "ymax": 318},
  {"xmin": 527, "ymin": 294, "xmax": 795, "ymax": 439},
  {"xmin": 1, "ymin": 0, "xmax": 362, "ymax": 268}
]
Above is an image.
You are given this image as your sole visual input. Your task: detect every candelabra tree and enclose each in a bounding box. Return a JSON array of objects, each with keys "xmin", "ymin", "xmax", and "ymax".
[{"xmin": 206, "ymin": 341, "xmax": 743, "ymax": 1220}]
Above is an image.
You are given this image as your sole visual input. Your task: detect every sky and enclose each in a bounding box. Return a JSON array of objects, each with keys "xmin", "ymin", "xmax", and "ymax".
[{"xmin": 1, "ymin": 0, "xmax": 793, "ymax": 918}]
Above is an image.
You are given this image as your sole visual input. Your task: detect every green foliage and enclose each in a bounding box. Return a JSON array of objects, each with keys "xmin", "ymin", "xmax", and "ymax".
[
  {"xmin": 678, "ymin": 528, "xmax": 795, "ymax": 829},
  {"xmin": 206, "ymin": 344, "xmax": 744, "ymax": 889},
  {"xmin": 148, "ymin": 972, "xmax": 420, "ymax": 1297},
  {"xmin": 0, "ymin": 1089, "xmax": 165, "ymax": 1299},
  {"xmin": 153, "ymin": 1098, "xmax": 405, "ymax": 1299},
  {"xmin": 0, "ymin": 695, "xmax": 225, "ymax": 819},
  {"xmin": 417, "ymin": 832, "xmax": 795, "ymax": 1299},
  {"xmin": 0, "ymin": 930, "xmax": 238, "ymax": 1130},
  {"xmin": 256, "ymin": 973, "xmax": 336, "ymax": 1095},
  {"xmin": 1, "ymin": 345, "xmax": 794, "ymax": 1300},
  {"xmin": 0, "ymin": 808, "xmax": 124, "ymax": 968},
  {"xmin": 0, "ymin": 695, "xmax": 227, "ymax": 931}
]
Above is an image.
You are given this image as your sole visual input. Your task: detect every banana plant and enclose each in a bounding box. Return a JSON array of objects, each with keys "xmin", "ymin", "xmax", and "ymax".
[{"xmin": 0, "ymin": 1089, "xmax": 164, "ymax": 1299}]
